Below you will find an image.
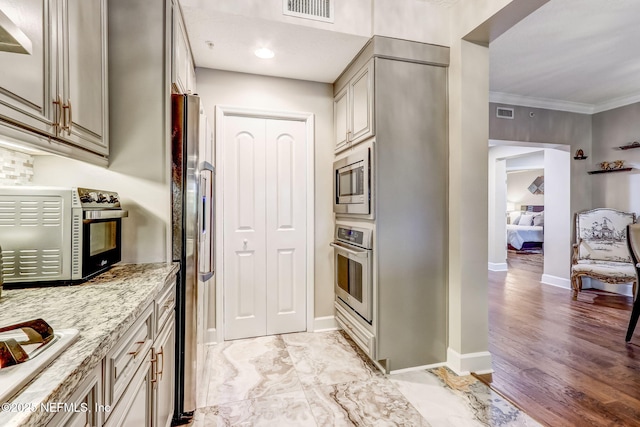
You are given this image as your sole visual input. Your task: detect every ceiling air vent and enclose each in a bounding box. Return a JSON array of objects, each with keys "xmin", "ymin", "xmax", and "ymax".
[
  {"xmin": 496, "ymin": 107, "xmax": 514, "ymax": 119},
  {"xmin": 283, "ymin": 0, "xmax": 334, "ymax": 23}
]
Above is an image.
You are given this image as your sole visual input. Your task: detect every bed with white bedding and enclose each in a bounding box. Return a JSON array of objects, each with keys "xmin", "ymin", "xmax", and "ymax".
[{"xmin": 507, "ymin": 206, "xmax": 544, "ymax": 251}]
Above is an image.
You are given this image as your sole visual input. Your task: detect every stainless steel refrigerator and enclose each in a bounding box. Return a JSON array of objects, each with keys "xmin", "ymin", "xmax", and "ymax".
[{"xmin": 171, "ymin": 93, "xmax": 215, "ymax": 424}]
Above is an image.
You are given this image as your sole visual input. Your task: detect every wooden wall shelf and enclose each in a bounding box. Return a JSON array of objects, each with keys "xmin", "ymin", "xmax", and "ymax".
[
  {"xmin": 587, "ymin": 167, "xmax": 633, "ymax": 175},
  {"xmin": 617, "ymin": 143, "xmax": 640, "ymax": 150}
]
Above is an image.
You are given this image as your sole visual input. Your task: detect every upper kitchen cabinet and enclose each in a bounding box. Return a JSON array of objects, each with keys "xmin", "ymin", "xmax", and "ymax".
[
  {"xmin": 172, "ymin": 0, "xmax": 195, "ymax": 95},
  {"xmin": 53, "ymin": 0, "xmax": 109, "ymax": 156},
  {"xmin": 333, "ymin": 60, "xmax": 374, "ymax": 153},
  {"xmin": 0, "ymin": 0, "xmax": 108, "ymax": 161},
  {"xmin": 0, "ymin": 0, "xmax": 55, "ymax": 137}
]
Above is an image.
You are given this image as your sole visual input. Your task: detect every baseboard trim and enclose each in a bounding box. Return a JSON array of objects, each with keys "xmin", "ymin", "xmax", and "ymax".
[
  {"xmin": 446, "ymin": 347, "xmax": 493, "ymax": 375},
  {"xmin": 205, "ymin": 328, "xmax": 218, "ymax": 345},
  {"xmin": 488, "ymin": 262, "xmax": 508, "ymax": 272},
  {"xmin": 313, "ymin": 315, "xmax": 338, "ymax": 332},
  {"xmin": 541, "ymin": 274, "xmax": 571, "ymax": 290}
]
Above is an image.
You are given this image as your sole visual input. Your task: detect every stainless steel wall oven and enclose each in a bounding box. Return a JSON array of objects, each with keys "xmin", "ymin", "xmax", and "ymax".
[{"xmin": 330, "ymin": 224, "xmax": 373, "ymax": 323}]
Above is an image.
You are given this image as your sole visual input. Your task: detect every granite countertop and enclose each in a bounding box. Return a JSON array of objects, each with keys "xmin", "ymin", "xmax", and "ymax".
[{"xmin": 0, "ymin": 262, "xmax": 180, "ymax": 427}]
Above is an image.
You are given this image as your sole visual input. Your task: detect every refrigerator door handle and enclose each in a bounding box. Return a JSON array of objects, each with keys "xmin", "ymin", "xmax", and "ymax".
[{"xmin": 199, "ymin": 161, "xmax": 215, "ymax": 281}]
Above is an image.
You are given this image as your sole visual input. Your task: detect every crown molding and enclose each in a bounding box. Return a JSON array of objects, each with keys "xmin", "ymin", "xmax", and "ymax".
[
  {"xmin": 489, "ymin": 92, "xmax": 594, "ymax": 114},
  {"xmin": 591, "ymin": 91, "xmax": 640, "ymax": 114},
  {"xmin": 490, "ymin": 90, "xmax": 640, "ymax": 115}
]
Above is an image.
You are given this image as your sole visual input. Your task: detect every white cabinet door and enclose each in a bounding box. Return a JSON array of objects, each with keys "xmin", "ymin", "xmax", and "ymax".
[
  {"xmin": 0, "ymin": 0, "xmax": 56, "ymax": 136},
  {"xmin": 56, "ymin": 0, "xmax": 108, "ymax": 155},
  {"xmin": 172, "ymin": 1, "xmax": 191, "ymax": 94},
  {"xmin": 349, "ymin": 61, "xmax": 374, "ymax": 144},
  {"xmin": 333, "ymin": 86, "xmax": 348, "ymax": 153},
  {"xmin": 105, "ymin": 351, "xmax": 152, "ymax": 427},
  {"xmin": 223, "ymin": 115, "xmax": 307, "ymax": 340},
  {"xmin": 46, "ymin": 366, "xmax": 103, "ymax": 427},
  {"xmin": 333, "ymin": 60, "xmax": 374, "ymax": 153},
  {"xmin": 153, "ymin": 318, "xmax": 175, "ymax": 427}
]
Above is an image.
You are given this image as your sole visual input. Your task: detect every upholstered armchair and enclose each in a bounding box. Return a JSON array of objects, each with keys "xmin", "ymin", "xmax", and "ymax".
[
  {"xmin": 571, "ymin": 208, "xmax": 637, "ymax": 300},
  {"xmin": 625, "ymin": 224, "xmax": 640, "ymax": 342}
]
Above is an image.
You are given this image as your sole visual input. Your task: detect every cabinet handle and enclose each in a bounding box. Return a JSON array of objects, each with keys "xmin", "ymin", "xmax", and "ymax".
[
  {"xmin": 150, "ymin": 352, "xmax": 158, "ymax": 387},
  {"xmin": 66, "ymin": 99, "xmax": 72, "ymax": 135},
  {"xmin": 127, "ymin": 340, "xmax": 145, "ymax": 357},
  {"xmin": 53, "ymin": 95, "xmax": 63, "ymax": 132},
  {"xmin": 62, "ymin": 99, "xmax": 71, "ymax": 135},
  {"xmin": 156, "ymin": 346, "xmax": 165, "ymax": 381},
  {"xmin": 163, "ymin": 297, "xmax": 175, "ymax": 310}
]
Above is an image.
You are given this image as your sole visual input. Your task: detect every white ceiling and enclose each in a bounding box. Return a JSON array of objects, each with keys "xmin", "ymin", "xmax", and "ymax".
[
  {"xmin": 180, "ymin": 0, "xmax": 640, "ymax": 114},
  {"xmin": 181, "ymin": 7, "xmax": 370, "ymax": 84},
  {"xmin": 490, "ymin": 0, "xmax": 640, "ymax": 114}
]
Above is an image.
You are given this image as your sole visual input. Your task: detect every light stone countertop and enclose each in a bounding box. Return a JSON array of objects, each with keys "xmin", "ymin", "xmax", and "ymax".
[{"xmin": 0, "ymin": 262, "xmax": 180, "ymax": 427}]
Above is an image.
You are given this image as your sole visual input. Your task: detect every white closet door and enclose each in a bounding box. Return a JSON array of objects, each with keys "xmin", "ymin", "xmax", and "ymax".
[
  {"xmin": 223, "ymin": 115, "xmax": 307, "ymax": 340},
  {"xmin": 223, "ymin": 116, "xmax": 267, "ymax": 340},
  {"xmin": 265, "ymin": 119, "xmax": 307, "ymax": 335}
]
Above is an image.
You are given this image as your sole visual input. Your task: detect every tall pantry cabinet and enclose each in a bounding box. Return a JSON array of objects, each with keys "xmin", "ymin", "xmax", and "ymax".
[{"xmin": 333, "ymin": 36, "xmax": 449, "ymax": 372}]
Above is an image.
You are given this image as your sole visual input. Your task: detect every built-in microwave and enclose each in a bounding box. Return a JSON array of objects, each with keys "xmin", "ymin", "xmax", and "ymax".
[
  {"xmin": 0, "ymin": 186, "xmax": 128, "ymax": 286},
  {"xmin": 333, "ymin": 145, "xmax": 373, "ymax": 217}
]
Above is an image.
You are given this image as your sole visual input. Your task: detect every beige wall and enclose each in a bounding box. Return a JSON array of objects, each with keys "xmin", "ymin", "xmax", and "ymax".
[
  {"xmin": 195, "ymin": 69, "xmax": 335, "ymax": 320},
  {"xmin": 447, "ymin": 0, "xmax": 549, "ymax": 373},
  {"xmin": 372, "ymin": 0, "xmax": 449, "ymax": 46},
  {"xmin": 507, "ymin": 169, "xmax": 544, "ymax": 207},
  {"xmin": 32, "ymin": 155, "xmax": 170, "ymax": 264}
]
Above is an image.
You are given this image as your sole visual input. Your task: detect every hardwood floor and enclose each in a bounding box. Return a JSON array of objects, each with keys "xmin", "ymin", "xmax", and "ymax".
[{"xmin": 481, "ymin": 251, "xmax": 640, "ymax": 427}]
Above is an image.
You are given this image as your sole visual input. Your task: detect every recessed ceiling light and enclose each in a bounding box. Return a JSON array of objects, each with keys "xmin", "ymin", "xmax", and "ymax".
[{"xmin": 254, "ymin": 47, "xmax": 275, "ymax": 59}]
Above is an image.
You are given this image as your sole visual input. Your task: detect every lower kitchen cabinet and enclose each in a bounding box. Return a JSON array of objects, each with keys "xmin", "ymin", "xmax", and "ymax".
[
  {"xmin": 104, "ymin": 278, "xmax": 176, "ymax": 427},
  {"xmin": 103, "ymin": 349, "xmax": 153, "ymax": 427},
  {"xmin": 154, "ymin": 314, "xmax": 175, "ymax": 427},
  {"xmin": 46, "ymin": 366, "xmax": 103, "ymax": 427}
]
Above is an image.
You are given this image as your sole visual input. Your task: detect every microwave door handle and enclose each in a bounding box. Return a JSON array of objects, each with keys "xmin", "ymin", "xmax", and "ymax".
[
  {"xmin": 329, "ymin": 242, "xmax": 368, "ymax": 258},
  {"xmin": 83, "ymin": 210, "xmax": 129, "ymax": 221}
]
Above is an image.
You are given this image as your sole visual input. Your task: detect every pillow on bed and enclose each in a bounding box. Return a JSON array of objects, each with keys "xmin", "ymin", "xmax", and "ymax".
[
  {"xmin": 519, "ymin": 213, "xmax": 534, "ymax": 226},
  {"xmin": 533, "ymin": 212, "xmax": 544, "ymax": 226}
]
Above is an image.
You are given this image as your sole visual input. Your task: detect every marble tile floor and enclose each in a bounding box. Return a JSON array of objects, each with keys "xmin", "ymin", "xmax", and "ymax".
[{"xmin": 194, "ymin": 331, "xmax": 541, "ymax": 427}]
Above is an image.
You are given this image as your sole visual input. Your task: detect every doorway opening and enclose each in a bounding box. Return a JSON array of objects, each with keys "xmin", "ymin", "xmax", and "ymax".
[{"xmin": 488, "ymin": 140, "xmax": 571, "ymax": 290}]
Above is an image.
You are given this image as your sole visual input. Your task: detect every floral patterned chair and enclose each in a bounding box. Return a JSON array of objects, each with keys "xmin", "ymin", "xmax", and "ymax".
[
  {"xmin": 625, "ymin": 224, "xmax": 640, "ymax": 342},
  {"xmin": 571, "ymin": 208, "xmax": 637, "ymax": 300}
]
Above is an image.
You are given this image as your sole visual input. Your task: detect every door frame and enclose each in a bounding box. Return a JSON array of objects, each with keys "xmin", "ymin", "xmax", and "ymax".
[{"xmin": 214, "ymin": 105, "xmax": 315, "ymax": 343}]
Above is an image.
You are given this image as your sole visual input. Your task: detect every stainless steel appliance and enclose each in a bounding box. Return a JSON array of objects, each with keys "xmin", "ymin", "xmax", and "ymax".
[
  {"xmin": 331, "ymin": 224, "xmax": 373, "ymax": 323},
  {"xmin": 171, "ymin": 93, "xmax": 215, "ymax": 424},
  {"xmin": 333, "ymin": 145, "xmax": 373, "ymax": 217},
  {"xmin": 0, "ymin": 186, "xmax": 128, "ymax": 286}
]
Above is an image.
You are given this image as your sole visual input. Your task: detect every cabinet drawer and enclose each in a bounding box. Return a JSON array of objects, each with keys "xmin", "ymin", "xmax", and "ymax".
[
  {"xmin": 105, "ymin": 303, "xmax": 154, "ymax": 410},
  {"xmin": 155, "ymin": 277, "xmax": 176, "ymax": 334},
  {"xmin": 335, "ymin": 302, "xmax": 375, "ymax": 359}
]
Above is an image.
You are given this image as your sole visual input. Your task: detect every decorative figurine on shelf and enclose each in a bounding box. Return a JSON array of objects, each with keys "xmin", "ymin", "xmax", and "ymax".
[
  {"xmin": 599, "ymin": 161, "xmax": 610, "ymax": 170},
  {"xmin": 574, "ymin": 149, "xmax": 587, "ymax": 160},
  {"xmin": 612, "ymin": 160, "xmax": 625, "ymax": 169}
]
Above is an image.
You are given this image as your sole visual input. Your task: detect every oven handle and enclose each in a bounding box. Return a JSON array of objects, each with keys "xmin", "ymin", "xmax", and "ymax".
[
  {"xmin": 330, "ymin": 242, "xmax": 370, "ymax": 258},
  {"xmin": 83, "ymin": 210, "xmax": 129, "ymax": 221}
]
